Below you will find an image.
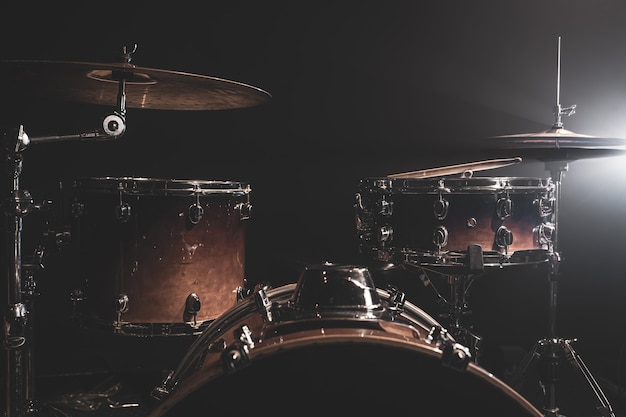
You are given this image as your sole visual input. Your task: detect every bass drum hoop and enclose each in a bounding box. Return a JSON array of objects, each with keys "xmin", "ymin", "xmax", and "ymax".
[{"xmin": 149, "ymin": 283, "xmax": 542, "ymax": 417}]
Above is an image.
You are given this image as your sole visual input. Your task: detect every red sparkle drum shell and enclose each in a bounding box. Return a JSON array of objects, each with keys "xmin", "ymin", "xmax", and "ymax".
[
  {"xmin": 146, "ymin": 283, "xmax": 542, "ymax": 417},
  {"xmin": 72, "ymin": 177, "xmax": 251, "ymax": 336},
  {"xmin": 356, "ymin": 176, "xmax": 555, "ymax": 266}
]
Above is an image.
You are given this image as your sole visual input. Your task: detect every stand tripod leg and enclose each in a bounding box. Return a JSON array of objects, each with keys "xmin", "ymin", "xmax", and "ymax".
[
  {"xmin": 509, "ymin": 340, "xmax": 541, "ymax": 391},
  {"xmin": 561, "ymin": 339, "xmax": 615, "ymax": 417},
  {"xmin": 508, "ymin": 338, "xmax": 616, "ymax": 417}
]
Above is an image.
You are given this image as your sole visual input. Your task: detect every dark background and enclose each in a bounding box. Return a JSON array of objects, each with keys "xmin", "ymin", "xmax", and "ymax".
[{"xmin": 2, "ymin": 0, "xmax": 626, "ymax": 414}]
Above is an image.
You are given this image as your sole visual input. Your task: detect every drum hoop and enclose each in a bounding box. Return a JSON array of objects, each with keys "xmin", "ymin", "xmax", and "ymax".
[
  {"xmin": 74, "ymin": 176, "xmax": 251, "ymax": 196},
  {"xmin": 362, "ymin": 176, "xmax": 554, "ymax": 193},
  {"xmin": 163, "ymin": 283, "xmax": 444, "ymax": 395}
]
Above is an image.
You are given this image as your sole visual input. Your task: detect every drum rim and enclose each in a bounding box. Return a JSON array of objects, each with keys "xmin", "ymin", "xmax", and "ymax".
[
  {"xmin": 360, "ymin": 176, "xmax": 554, "ymax": 193},
  {"xmin": 73, "ymin": 176, "xmax": 251, "ymax": 195}
]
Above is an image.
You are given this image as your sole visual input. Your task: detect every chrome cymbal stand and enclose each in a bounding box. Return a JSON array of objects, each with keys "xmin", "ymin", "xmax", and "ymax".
[
  {"xmin": 508, "ymin": 36, "xmax": 615, "ymax": 417},
  {"xmin": 3, "ymin": 49, "xmax": 129, "ymax": 417},
  {"xmin": 509, "ymin": 159, "xmax": 615, "ymax": 417}
]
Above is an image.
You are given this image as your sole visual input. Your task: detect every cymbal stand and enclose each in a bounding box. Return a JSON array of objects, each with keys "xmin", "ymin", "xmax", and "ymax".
[
  {"xmin": 509, "ymin": 160, "xmax": 615, "ymax": 417},
  {"xmin": 3, "ymin": 51, "xmax": 130, "ymax": 417},
  {"xmin": 508, "ymin": 36, "xmax": 615, "ymax": 417}
]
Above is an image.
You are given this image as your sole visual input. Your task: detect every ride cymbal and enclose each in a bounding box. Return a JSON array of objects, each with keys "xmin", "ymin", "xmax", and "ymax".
[{"xmin": 0, "ymin": 60, "xmax": 272, "ymax": 110}]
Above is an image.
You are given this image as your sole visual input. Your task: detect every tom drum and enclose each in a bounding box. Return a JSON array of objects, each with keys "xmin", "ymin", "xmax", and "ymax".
[{"xmin": 71, "ymin": 177, "xmax": 251, "ymax": 336}]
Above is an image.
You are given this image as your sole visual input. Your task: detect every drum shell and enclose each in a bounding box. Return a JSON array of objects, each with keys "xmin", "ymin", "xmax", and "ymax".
[
  {"xmin": 72, "ymin": 177, "xmax": 250, "ymax": 335},
  {"xmin": 146, "ymin": 284, "xmax": 542, "ymax": 417},
  {"xmin": 356, "ymin": 177, "xmax": 555, "ymax": 263}
]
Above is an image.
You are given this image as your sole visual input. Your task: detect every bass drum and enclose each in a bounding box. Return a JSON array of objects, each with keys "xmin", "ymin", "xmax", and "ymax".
[{"xmin": 146, "ymin": 264, "xmax": 542, "ymax": 417}]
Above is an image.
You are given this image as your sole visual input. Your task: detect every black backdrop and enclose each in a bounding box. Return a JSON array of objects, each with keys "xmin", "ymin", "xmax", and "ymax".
[{"xmin": 2, "ymin": 1, "xmax": 626, "ymax": 412}]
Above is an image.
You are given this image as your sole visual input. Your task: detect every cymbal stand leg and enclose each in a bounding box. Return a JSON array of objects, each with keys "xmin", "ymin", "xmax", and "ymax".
[{"xmin": 562, "ymin": 339, "xmax": 615, "ymax": 417}]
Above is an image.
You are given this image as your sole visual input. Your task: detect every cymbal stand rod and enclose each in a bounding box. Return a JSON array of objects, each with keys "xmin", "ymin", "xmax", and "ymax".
[
  {"xmin": 552, "ymin": 36, "xmax": 576, "ymax": 131},
  {"xmin": 3, "ymin": 125, "xmax": 34, "ymax": 417}
]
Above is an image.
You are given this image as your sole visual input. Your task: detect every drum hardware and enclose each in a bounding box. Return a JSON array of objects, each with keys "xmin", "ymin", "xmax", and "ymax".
[
  {"xmin": 2, "ymin": 55, "xmax": 130, "ymax": 414},
  {"xmin": 489, "ymin": 37, "xmax": 617, "ymax": 417},
  {"xmin": 2, "ymin": 126, "xmax": 87, "ymax": 417},
  {"xmin": 183, "ymin": 293, "xmax": 202, "ymax": 326}
]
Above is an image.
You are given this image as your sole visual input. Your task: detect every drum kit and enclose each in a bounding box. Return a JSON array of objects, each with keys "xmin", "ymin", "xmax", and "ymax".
[{"xmin": 2, "ymin": 39, "xmax": 625, "ymax": 417}]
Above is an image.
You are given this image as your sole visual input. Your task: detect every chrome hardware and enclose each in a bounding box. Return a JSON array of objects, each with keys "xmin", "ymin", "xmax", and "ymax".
[
  {"xmin": 426, "ymin": 326, "xmax": 471, "ymax": 372},
  {"xmin": 378, "ymin": 197, "xmax": 393, "ymax": 216},
  {"xmin": 496, "ymin": 194, "xmax": 513, "ymax": 219},
  {"xmin": 386, "ymin": 285, "xmax": 406, "ymax": 318},
  {"xmin": 378, "ymin": 225, "xmax": 393, "ymax": 244},
  {"xmin": 496, "ymin": 226, "xmax": 513, "ymax": 250},
  {"xmin": 116, "ymin": 294, "xmax": 129, "ymax": 314},
  {"xmin": 536, "ymin": 196, "xmax": 555, "ymax": 218},
  {"xmin": 433, "ymin": 195, "xmax": 449, "ymax": 220},
  {"xmin": 222, "ymin": 325, "xmax": 254, "ymax": 372},
  {"xmin": 114, "ymin": 189, "xmax": 132, "ymax": 222},
  {"xmin": 354, "ymin": 192, "xmax": 363, "ymax": 212},
  {"xmin": 186, "ymin": 293, "xmax": 201, "ymax": 315},
  {"xmin": 535, "ymin": 223, "xmax": 555, "ymax": 248},
  {"xmin": 114, "ymin": 202, "xmax": 131, "ymax": 222},
  {"xmin": 254, "ymin": 287, "xmax": 273, "ymax": 323},
  {"xmin": 188, "ymin": 203, "xmax": 204, "ymax": 225},
  {"xmin": 466, "ymin": 217, "xmax": 477, "ymax": 228},
  {"xmin": 433, "ymin": 226, "xmax": 448, "ymax": 249},
  {"xmin": 237, "ymin": 201, "xmax": 252, "ymax": 220}
]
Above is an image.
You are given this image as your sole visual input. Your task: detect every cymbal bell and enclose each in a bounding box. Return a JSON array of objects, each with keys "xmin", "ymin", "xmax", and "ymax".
[
  {"xmin": 0, "ymin": 60, "xmax": 272, "ymax": 111},
  {"xmin": 487, "ymin": 126, "xmax": 626, "ymax": 162}
]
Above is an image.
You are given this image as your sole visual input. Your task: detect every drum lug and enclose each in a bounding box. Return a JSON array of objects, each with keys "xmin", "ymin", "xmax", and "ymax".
[
  {"xmin": 536, "ymin": 195, "xmax": 555, "ymax": 218},
  {"xmin": 185, "ymin": 293, "xmax": 201, "ymax": 325},
  {"xmin": 222, "ymin": 325, "xmax": 254, "ymax": 372},
  {"xmin": 237, "ymin": 202, "xmax": 252, "ymax": 221},
  {"xmin": 495, "ymin": 225, "xmax": 513, "ymax": 251},
  {"xmin": 534, "ymin": 223, "xmax": 555, "ymax": 249},
  {"xmin": 114, "ymin": 202, "xmax": 132, "ymax": 222},
  {"xmin": 377, "ymin": 224, "xmax": 393, "ymax": 245},
  {"xmin": 433, "ymin": 195, "xmax": 449, "ymax": 220},
  {"xmin": 433, "ymin": 225, "xmax": 448, "ymax": 249},
  {"xmin": 377, "ymin": 196, "xmax": 393, "ymax": 216},
  {"xmin": 496, "ymin": 194, "xmax": 513, "ymax": 219},
  {"xmin": 114, "ymin": 294, "xmax": 129, "ymax": 330},
  {"xmin": 188, "ymin": 203, "xmax": 204, "ymax": 225}
]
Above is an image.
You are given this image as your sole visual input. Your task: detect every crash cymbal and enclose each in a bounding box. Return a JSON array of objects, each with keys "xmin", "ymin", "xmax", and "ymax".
[
  {"xmin": 487, "ymin": 127, "xmax": 626, "ymax": 162},
  {"xmin": 0, "ymin": 60, "xmax": 271, "ymax": 110}
]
